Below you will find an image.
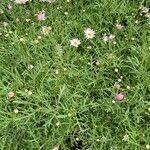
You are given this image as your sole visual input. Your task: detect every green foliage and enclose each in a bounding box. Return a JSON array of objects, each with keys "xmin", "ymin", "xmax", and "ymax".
[{"xmin": 0, "ymin": 0, "xmax": 150, "ymax": 149}]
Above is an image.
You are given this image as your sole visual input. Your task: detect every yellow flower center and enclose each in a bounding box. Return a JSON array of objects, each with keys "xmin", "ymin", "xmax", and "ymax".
[
  {"xmin": 74, "ymin": 41, "xmax": 77, "ymax": 45},
  {"xmin": 88, "ymin": 33, "xmax": 92, "ymax": 36},
  {"xmin": 43, "ymin": 28, "xmax": 49, "ymax": 33}
]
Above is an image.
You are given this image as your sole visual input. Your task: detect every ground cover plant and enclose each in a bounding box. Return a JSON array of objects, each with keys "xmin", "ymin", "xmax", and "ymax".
[{"xmin": 0, "ymin": 0, "xmax": 150, "ymax": 149}]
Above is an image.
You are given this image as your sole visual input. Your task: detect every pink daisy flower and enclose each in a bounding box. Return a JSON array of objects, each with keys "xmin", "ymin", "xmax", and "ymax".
[
  {"xmin": 115, "ymin": 93, "xmax": 124, "ymax": 101},
  {"xmin": 7, "ymin": 91, "xmax": 15, "ymax": 98},
  {"xmin": 37, "ymin": 12, "xmax": 46, "ymax": 21}
]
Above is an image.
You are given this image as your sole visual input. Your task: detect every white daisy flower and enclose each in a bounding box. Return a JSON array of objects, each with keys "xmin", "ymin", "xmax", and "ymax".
[
  {"xmin": 84, "ymin": 28, "xmax": 95, "ymax": 39},
  {"xmin": 70, "ymin": 38, "xmax": 81, "ymax": 47},
  {"xmin": 42, "ymin": 26, "xmax": 52, "ymax": 35}
]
